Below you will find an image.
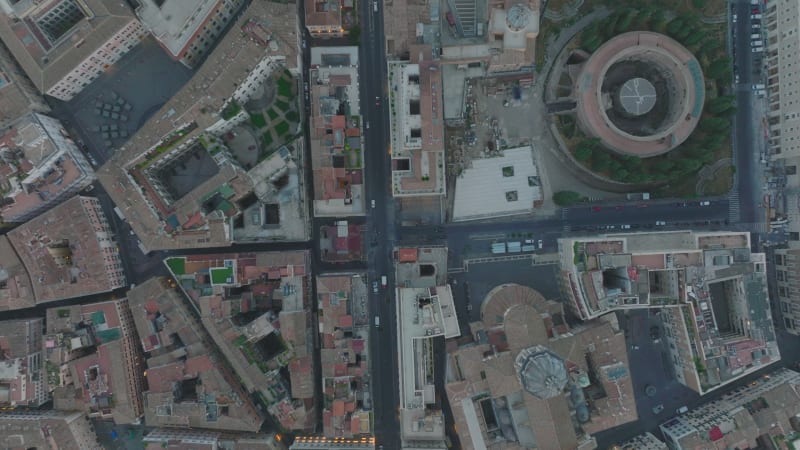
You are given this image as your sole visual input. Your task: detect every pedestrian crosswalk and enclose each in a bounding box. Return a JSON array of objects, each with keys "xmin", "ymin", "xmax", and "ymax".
[
  {"xmin": 727, "ymin": 222, "xmax": 769, "ymax": 233},
  {"xmin": 728, "ymin": 190, "xmax": 741, "ymax": 223}
]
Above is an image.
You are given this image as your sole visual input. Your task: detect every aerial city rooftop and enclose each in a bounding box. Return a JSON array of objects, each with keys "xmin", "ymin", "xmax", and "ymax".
[{"xmin": 0, "ymin": 0, "xmax": 793, "ymax": 449}]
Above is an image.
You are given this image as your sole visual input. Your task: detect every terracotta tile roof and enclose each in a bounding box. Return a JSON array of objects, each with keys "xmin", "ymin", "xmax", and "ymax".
[{"xmin": 398, "ymin": 248, "xmax": 418, "ymax": 262}]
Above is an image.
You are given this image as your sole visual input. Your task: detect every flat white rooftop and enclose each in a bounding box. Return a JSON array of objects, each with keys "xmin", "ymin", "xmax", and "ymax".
[{"xmin": 452, "ymin": 146, "xmax": 541, "ymax": 221}]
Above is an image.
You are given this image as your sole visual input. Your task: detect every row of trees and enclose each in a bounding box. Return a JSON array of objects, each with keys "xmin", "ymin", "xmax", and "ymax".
[
  {"xmin": 580, "ymin": 9, "xmax": 728, "ymax": 83},
  {"xmin": 567, "ymin": 94, "xmax": 735, "ymax": 184}
]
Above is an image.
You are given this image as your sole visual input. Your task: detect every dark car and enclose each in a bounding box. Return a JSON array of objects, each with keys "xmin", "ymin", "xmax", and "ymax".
[{"xmin": 650, "ymin": 326, "xmax": 660, "ymax": 342}]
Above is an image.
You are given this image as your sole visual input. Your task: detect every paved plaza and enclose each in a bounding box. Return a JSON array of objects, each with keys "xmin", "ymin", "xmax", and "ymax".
[{"xmin": 52, "ymin": 37, "xmax": 193, "ymax": 162}]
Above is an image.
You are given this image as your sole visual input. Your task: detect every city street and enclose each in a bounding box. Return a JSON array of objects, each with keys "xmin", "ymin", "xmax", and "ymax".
[
  {"xmin": 731, "ymin": 0, "xmax": 766, "ymax": 226},
  {"xmin": 339, "ymin": 0, "xmax": 404, "ymax": 446}
]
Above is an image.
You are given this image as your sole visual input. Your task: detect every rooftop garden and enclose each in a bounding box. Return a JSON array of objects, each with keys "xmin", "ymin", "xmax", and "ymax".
[
  {"xmin": 136, "ymin": 122, "xmax": 199, "ymax": 170},
  {"xmin": 221, "ymin": 100, "xmax": 242, "ymax": 121},
  {"xmin": 165, "ymin": 257, "xmax": 186, "ymax": 275}
]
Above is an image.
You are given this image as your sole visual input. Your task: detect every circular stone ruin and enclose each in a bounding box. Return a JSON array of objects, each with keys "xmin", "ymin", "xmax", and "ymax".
[{"xmin": 574, "ymin": 31, "xmax": 705, "ymax": 158}]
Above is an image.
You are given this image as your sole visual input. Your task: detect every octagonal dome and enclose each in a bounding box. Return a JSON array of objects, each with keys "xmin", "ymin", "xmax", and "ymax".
[{"xmin": 514, "ymin": 345, "xmax": 568, "ymax": 399}]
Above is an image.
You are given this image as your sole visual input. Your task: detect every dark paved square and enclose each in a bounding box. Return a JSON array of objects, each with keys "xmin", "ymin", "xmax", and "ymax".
[
  {"xmin": 50, "ymin": 37, "xmax": 193, "ymax": 162},
  {"xmin": 450, "ymin": 259, "xmax": 561, "ymax": 333}
]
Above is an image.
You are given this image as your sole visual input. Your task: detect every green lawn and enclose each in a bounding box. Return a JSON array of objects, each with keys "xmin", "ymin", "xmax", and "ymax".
[
  {"xmin": 166, "ymin": 257, "xmax": 185, "ymax": 275},
  {"xmin": 262, "ymin": 131, "xmax": 274, "ymax": 147},
  {"xmin": 267, "ymin": 108, "xmax": 279, "ymax": 120},
  {"xmin": 274, "ymin": 100, "xmax": 290, "ymax": 112},
  {"xmin": 275, "ymin": 121, "xmax": 290, "ymax": 137},
  {"xmin": 277, "ymin": 76, "xmax": 294, "ymax": 98},
  {"xmin": 250, "ymin": 113, "xmax": 266, "ymax": 128},
  {"xmin": 210, "ymin": 266, "xmax": 234, "ymax": 284}
]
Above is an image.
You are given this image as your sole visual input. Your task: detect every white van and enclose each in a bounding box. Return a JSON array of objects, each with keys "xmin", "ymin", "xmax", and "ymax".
[
  {"xmin": 751, "ymin": 33, "xmax": 760, "ymax": 39},
  {"xmin": 374, "ymin": 316, "xmax": 380, "ymax": 328},
  {"xmin": 752, "ymin": 40, "xmax": 763, "ymax": 47}
]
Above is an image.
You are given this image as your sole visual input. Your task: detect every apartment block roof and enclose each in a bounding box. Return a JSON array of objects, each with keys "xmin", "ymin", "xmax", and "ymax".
[
  {"xmin": 660, "ymin": 369, "xmax": 800, "ymax": 450},
  {"xmin": 0, "ymin": 235, "xmax": 35, "ymax": 310},
  {"xmin": 0, "ymin": 411, "xmax": 101, "ymax": 450},
  {"xmin": 317, "ymin": 274, "xmax": 370, "ymax": 437},
  {"xmin": 97, "ymin": 0, "xmax": 299, "ymax": 250},
  {"xmin": 387, "ymin": 55, "xmax": 446, "ymax": 197},
  {"xmin": 127, "ymin": 277, "xmax": 264, "ymax": 432},
  {"xmin": 45, "ymin": 300, "xmax": 142, "ymax": 423},
  {"xmin": 143, "ymin": 428, "xmax": 286, "ymax": 450},
  {"xmin": 0, "ymin": 318, "xmax": 43, "ymax": 406},
  {"xmin": 0, "ymin": 0, "xmax": 139, "ymax": 94},
  {"xmin": 136, "ymin": 0, "xmax": 222, "ymax": 58},
  {"xmin": 0, "ymin": 113, "xmax": 95, "ymax": 222},
  {"xmin": 0, "ymin": 41, "xmax": 49, "ymax": 128},
  {"xmin": 6, "ymin": 195, "xmax": 125, "ymax": 305},
  {"xmin": 165, "ymin": 251, "xmax": 316, "ymax": 432},
  {"xmin": 446, "ymin": 284, "xmax": 635, "ymax": 450},
  {"xmin": 305, "ymin": 0, "xmax": 342, "ymax": 28},
  {"xmin": 560, "ymin": 231, "xmax": 780, "ymax": 393},
  {"xmin": 309, "ymin": 47, "xmax": 363, "ymax": 216},
  {"xmin": 395, "ymin": 245, "xmax": 448, "ymax": 288}
]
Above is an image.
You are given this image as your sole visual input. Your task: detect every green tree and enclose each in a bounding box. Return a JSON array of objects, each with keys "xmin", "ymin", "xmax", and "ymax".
[
  {"xmin": 612, "ymin": 168, "xmax": 630, "ymax": 182},
  {"xmin": 676, "ymin": 158, "xmax": 702, "ymax": 174},
  {"xmin": 707, "ymin": 95, "xmax": 736, "ymax": 115},
  {"xmin": 655, "ymin": 159, "xmax": 676, "ymax": 174},
  {"xmin": 700, "ymin": 39, "xmax": 721, "ymax": 54},
  {"xmin": 674, "ymin": 26, "xmax": 693, "ymax": 41},
  {"xmin": 616, "ymin": 9, "xmax": 636, "ymax": 33},
  {"xmin": 553, "ymin": 191, "xmax": 584, "ymax": 206},
  {"xmin": 632, "ymin": 7, "xmax": 654, "ymax": 29},
  {"xmin": 684, "ymin": 31, "xmax": 707, "ymax": 46},
  {"xmin": 583, "ymin": 36, "xmax": 602, "ymax": 52},
  {"xmin": 575, "ymin": 145, "xmax": 593, "ymax": 161},
  {"xmin": 693, "ymin": 0, "xmax": 707, "ymax": 9},
  {"xmin": 348, "ymin": 25, "xmax": 361, "ymax": 45},
  {"xmin": 592, "ymin": 152, "xmax": 612, "ymax": 172},
  {"xmin": 666, "ymin": 18, "xmax": 685, "ymax": 35},
  {"xmin": 707, "ymin": 58, "xmax": 732, "ymax": 80},
  {"xmin": 702, "ymin": 116, "xmax": 731, "ymax": 133},
  {"xmin": 651, "ymin": 9, "xmax": 668, "ymax": 32}
]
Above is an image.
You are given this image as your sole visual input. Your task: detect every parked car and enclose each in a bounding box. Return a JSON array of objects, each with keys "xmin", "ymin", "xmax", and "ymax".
[
  {"xmin": 650, "ymin": 326, "xmax": 661, "ymax": 343},
  {"xmin": 656, "ymin": 220, "xmax": 666, "ymax": 226},
  {"xmin": 621, "ymin": 224, "xmax": 631, "ymax": 229},
  {"xmin": 537, "ymin": 239, "xmax": 543, "ymax": 249},
  {"xmin": 700, "ymin": 201, "xmax": 711, "ymax": 206},
  {"xmin": 371, "ymin": 200, "xmax": 376, "ymax": 208},
  {"xmin": 652, "ymin": 404, "xmax": 664, "ymax": 415},
  {"xmin": 372, "ymin": 281, "xmax": 379, "ymax": 293},
  {"xmin": 677, "ymin": 406, "xmax": 689, "ymax": 415}
]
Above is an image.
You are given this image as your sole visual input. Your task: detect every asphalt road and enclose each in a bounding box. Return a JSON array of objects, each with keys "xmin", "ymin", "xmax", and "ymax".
[
  {"xmin": 397, "ymin": 200, "xmax": 732, "ymax": 264},
  {"xmin": 356, "ymin": 0, "xmax": 403, "ymax": 446},
  {"xmin": 731, "ymin": 0, "xmax": 764, "ymax": 224}
]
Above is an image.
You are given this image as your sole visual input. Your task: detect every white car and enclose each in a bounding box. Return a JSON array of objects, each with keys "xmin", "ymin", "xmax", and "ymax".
[
  {"xmin": 372, "ymin": 281, "xmax": 379, "ymax": 293},
  {"xmin": 371, "ymin": 200, "xmax": 376, "ymax": 208},
  {"xmin": 537, "ymin": 239, "xmax": 543, "ymax": 249},
  {"xmin": 700, "ymin": 201, "xmax": 711, "ymax": 206},
  {"xmin": 621, "ymin": 224, "xmax": 631, "ymax": 229},
  {"xmin": 656, "ymin": 221, "xmax": 666, "ymax": 226}
]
